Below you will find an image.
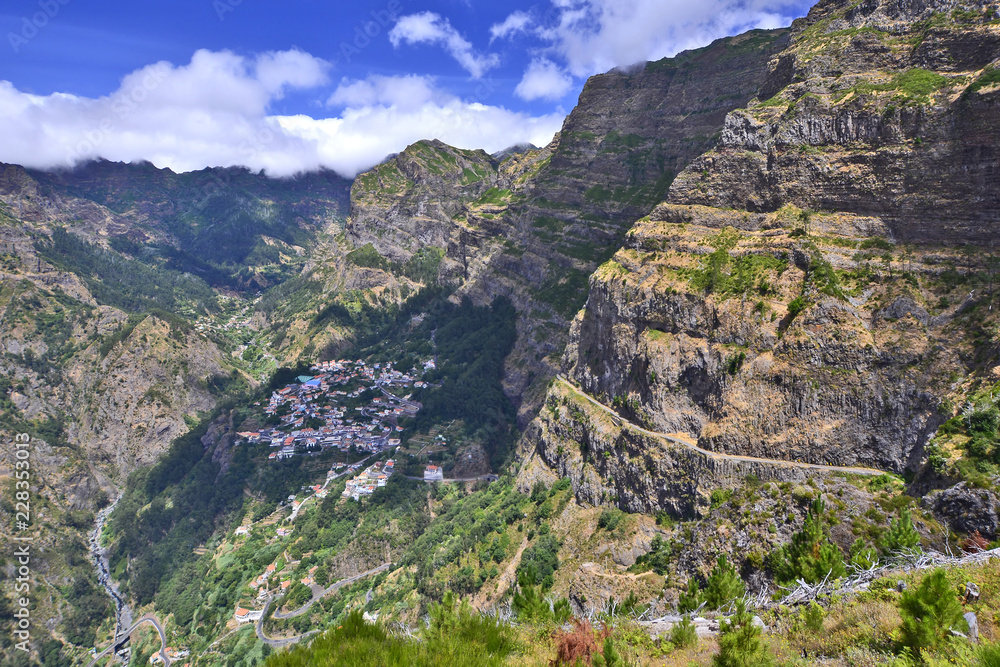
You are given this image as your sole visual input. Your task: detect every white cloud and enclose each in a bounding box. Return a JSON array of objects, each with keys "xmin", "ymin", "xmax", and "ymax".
[
  {"xmin": 515, "ymin": 59, "xmax": 574, "ymax": 101},
  {"xmin": 254, "ymin": 48, "xmax": 331, "ymax": 96},
  {"xmin": 536, "ymin": 0, "xmax": 804, "ymax": 76},
  {"xmin": 490, "ymin": 11, "xmax": 533, "ymax": 41},
  {"xmin": 327, "ymin": 74, "xmax": 444, "ymax": 111},
  {"xmin": 0, "ymin": 52, "xmax": 562, "ymax": 178},
  {"xmin": 284, "ymin": 74, "xmax": 563, "ymax": 177},
  {"xmin": 389, "ymin": 12, "xmax": 500, "ymax": 78}
]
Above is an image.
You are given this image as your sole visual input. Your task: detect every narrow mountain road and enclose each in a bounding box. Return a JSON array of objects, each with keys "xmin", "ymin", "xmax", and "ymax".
[
  {"xmin": 272, "ymin": 562, "xmax": 392, "ymax": 620},
  {"xmin": 404, "ymin": 475, "xmax": 498, "ymax": 483},
  {"xmin": 556, "ymin": 376, "xmax": 885, "ymax": 477},
  {"xmin": 256, "ymin": 597, "xmax": 316, "ymax": 647},
  {"xmin": 86, "ymin": 615, "xmax": 169, "ymax": 667}
]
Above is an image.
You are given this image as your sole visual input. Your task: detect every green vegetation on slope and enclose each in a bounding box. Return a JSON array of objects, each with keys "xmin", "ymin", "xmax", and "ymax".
[{"xmin": 35, "ymin": 229, "xmax": 218, "ymax": 313}]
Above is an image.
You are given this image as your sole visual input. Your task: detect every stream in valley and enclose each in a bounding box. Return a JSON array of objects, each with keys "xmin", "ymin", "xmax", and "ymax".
[{"xmin": 89, "ymin": 495, "xmax": 133, "ymax": 640}]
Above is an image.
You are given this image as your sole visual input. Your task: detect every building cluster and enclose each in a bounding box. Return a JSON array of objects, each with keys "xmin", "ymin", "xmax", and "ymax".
[
  {"xmin": 343, "ymin": 459, "xmax": 395, "ymax": 500},
  {"xmin": 150, "ymin": 646, "xmax": 191, "ymax": 665},
  {"xmin": 236, "ymin": 359, "xmax": 421, "ymax": 463}
]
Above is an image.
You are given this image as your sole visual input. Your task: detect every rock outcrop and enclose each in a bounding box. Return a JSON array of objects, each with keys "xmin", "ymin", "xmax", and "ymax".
[
  {"xmin": 923, "ymin": 482, "xmax": 1000, "ymax": 538},
  {"xmin": 345, "ymin": 30, "xmax": 792, "ymax": 423},
  {"xmin": 522, "ymin": 0, "xmax": 1000, "ymax": 512},
  {"xmin": 669, "ymin": 0, "xmax": 1000, "ymax": 243}
]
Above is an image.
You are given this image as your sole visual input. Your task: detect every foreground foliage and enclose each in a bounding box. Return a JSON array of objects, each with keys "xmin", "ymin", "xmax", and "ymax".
[
  {"xmin": 266, "ymin": 601, "xmax": 518, "ymax": 667},
  {"xmin": 898, "ymin": 568, "xmax": 968, "ymax": 655}
]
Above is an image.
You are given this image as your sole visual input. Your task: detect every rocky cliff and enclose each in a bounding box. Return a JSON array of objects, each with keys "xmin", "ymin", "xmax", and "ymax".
[
  {"xmin": 670, "ymin": 0, "xmax": 1000, "ymax": 242},
  {"xmin": 525, "ymin": 0, "xmax": 1000, "ymax": 516},
  {"xmin": 344, "ymin": 30, "xmax": 792, "ymax": 424}
]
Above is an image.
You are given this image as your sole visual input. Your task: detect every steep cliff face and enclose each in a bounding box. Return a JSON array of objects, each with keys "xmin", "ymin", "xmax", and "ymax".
[
  {"xmin": 344, "ymin": 31, "xmax": 792, "ymax": 423},
  {"xmin": 670, "ymin": 0, "xmax": 1000, "ymax": 242},
  {"xmin": 525, "ymin": 0, "xmax": 1000, "ymax": 512},
  {"xmin": 561, "ymin": 210, "xmax": 976, "ymax": 475},
  {"xmin": 530, "ymin": 29, "xmax": 790, "ymax": 222}
]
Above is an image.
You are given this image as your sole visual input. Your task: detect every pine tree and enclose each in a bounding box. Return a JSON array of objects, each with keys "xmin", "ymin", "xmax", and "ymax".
[
  {"xmin": 849, "ymin": 537, "xmax": 879, "ymax": 570},
  {"xmin": 772, "ymin": 497, "xmax": 846, "ymax": 585},
  {"xmin": 669, "ymin": 616, "xmax": 698, "ymax": 649},
  {"xmin": 678, "ymin": 578, "xmax": 705, "ymax": 614},
  {"xmin": 713, "ymin": 600, "xmax": 774, "ymax": 667},
  {"xmin": 899, "ymin": 569, "xmax": 967, "ymax": 653},
  {"xmin": 881, "ymin": 508, "xmax": 921, "ymax": 554},
  {"xmin": 705, "ymin": 555, "xmax": 746, "ymax": 611},
  {"xmin": 512, "ymin": 572, "xmax": 549, "ymax": 622}
]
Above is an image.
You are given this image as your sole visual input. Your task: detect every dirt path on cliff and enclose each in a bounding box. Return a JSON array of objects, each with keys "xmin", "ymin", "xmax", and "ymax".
[{"xmin": 556, "ymin": 376, "xmax": 885, "ymax": 477}]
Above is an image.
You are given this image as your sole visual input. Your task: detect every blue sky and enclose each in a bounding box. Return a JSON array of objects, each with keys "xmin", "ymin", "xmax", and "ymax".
[{"xmin": 0, "ymin": 0, "xmax": 813, "ymax": 177}]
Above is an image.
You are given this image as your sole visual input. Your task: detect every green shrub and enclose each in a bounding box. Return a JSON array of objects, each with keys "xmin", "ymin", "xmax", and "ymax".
[
  {"xmin": 713, "ymin": 600, "xmax": 773, "ymax": 667},
  {"xmin": 881, "ymin": 508, "xmax": 921, "ymax": 554},
  {"xmin": 803, "ymin": 602, "xmax": 824, "ymax": 632},
  {"xmin": 669, "ymin": 616, "xmax": 698, "ymax": 649},
  {"xmin": 632, "ymin": 536, "xmax": 671, "ymax": 575},
  {"xmin": 710, "ymin": 488, "xmax": 734, "ymax": 508},
  {"xmin": 598, "ymin": 508, "xmax": 625, "ymax": 531},
  {"xmin": 787, "ymin": 296, "xmax": 810, "ymax": 320},
  {"xmin": 898, "ymin": 569, "xmax": 967, "ymax": 654},
  {"xmin": 678, "ymin": 578, "xmax": 705, "ymax": 614},
  {"xmin": 705, "ymin": 555, "xmax": 745, "ymax": 611}
]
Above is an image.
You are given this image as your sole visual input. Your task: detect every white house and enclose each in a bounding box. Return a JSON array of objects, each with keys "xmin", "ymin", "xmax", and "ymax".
[{"xmin": 234, "ymin": 607, "xmax": 264, "ymax": 624}]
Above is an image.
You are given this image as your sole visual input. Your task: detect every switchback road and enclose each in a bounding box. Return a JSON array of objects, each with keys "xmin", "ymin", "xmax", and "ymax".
[
  {"xmin": 86, "ymin": 615, "xmax": 169, "ymax": 667},
  {"xmin": 272, "ymin": 563, "xmax": 392, "ymax": 620}
]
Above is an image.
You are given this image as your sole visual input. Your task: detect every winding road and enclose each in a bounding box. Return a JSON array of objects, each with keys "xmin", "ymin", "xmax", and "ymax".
[
  {"xmin": 272, "ymin": 563, "xmax": 392, "ymax": 620},
  {"xmin": 404, "ymin": 474, "xmax": 499, "ymax": 483},
  {"xmin": 86, "ymin": 615, "xmax": 169, "ymax": 667},
  {"xmin": 254, "ymin": 563, "xmax": 392, "ymax": 646},
  {"xmin": 555, "ymin": 376, "xmax": 885, "ymax": 477},
  {"xmin": 254, "ymin": 596, "xmax": 317, "ymax": 648}
]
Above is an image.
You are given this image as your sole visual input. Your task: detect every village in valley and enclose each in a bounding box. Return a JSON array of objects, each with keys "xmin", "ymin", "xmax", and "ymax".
[
  {"xmin": 235, "ymin": 357, "xmax": 431, "ymax": 467},
  {"xmin": 218, "ymin": 355, "xmax": 455, "ymax": 630}
]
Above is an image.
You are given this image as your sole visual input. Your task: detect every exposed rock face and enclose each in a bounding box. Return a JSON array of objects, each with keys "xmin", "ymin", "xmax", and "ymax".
[
  {"xmin": 522, "ymin": 379, "xmax": 824, "ymax": 517},
  {"xmin": 345, "ymin": 30, "xmax": 792, "ymax": 423},
  {"xmin": 922, "ymin": 482, "xmax": 1000, "ymax": 538},
  {"xmin": 346, "ymin": 140, "xmax": 503, "ymax": 270},
  {"xmin": 560, "ymin": 211, "xmax": 977, "ymax": 473},
  {"xmin": 522, "ymin": 1, "xmax": 1000, "ymax": 509},
  {"xmin": 72, "ymin": 315, "xmax": 226, "ymax": 474},
  {"xmin": 669, "ymin": 0, "xmax": 1000, "ymax": 243},
  {"xmin": 531, "ymin": 29, "xmax": 790, "ymax": 222}
]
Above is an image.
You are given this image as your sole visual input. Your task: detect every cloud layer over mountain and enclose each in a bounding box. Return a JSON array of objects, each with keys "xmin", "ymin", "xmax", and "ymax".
[{"xmin": 0, "ymin": 49, "xmax": 562, "ymax": 177}]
